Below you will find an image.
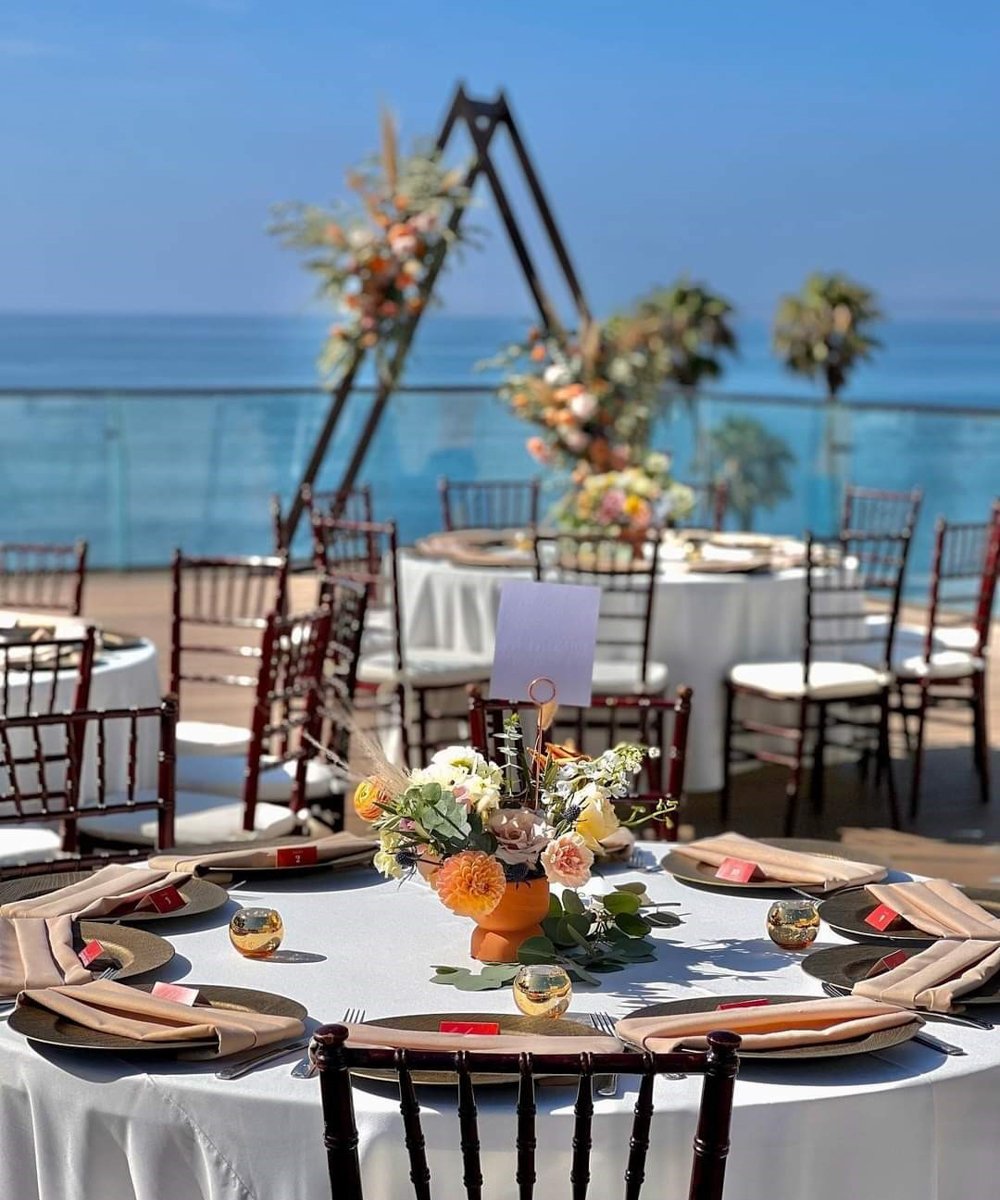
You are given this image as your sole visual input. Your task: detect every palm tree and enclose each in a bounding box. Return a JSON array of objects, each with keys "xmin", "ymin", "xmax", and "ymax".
[
  {"xmin": 633, "ymin": 278, "xmax": 738, "ymax": 390},
  {"xmin": 704, "ymin": 416, "xmax": 795, "ymax": 530}
]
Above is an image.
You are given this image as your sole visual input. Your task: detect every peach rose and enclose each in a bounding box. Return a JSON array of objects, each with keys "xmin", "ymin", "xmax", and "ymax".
[
  {"xmin": 488, "ymin": 809, "xmax": 551, "ymax": 867},
  {"xmin": 540, "ymin": 832, "xmax": 594, "ymax": 888}
]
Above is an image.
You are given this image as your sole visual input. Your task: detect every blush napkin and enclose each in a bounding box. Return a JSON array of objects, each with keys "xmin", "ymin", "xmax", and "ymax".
[
  {"xmin": 0, "ymin": 865, "xmax": 191, "ymax": 921},
  {"xmin": 148, "ymin": 832, "xmax": 376, "ymax": 874},
  {"xmin": 865, "ymin": 880, "xmax": 1000, "ymax": 939},
  {"xmin": 616, "ymin": 997, "xmax": 919, "ymax": 1053},
  {"xmin": 0, "ymin": 916, "xmax": 93, "ymax": 997},
  {"xmin": 671, "ymin": 832, "xmax": 883, "ymax": 889},
  {"xmin": 15, "ymin": 978, "xmax": 305, "ymax": 1059},
  {"xmin": 341, "ymin": 1023, "xmax": 618, "ymax": 1055},
  {"xmin": 853, "ymin": 939, "xmax": 1000, "ymax": 1013}
]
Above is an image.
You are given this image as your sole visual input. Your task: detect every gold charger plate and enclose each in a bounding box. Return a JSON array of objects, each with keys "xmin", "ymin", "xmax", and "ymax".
[
  {"xmin": 0, "ymin": 871, "xmax": 229, "ymax": 924},
  {"xmin": 76, "ymin": 920, "xmax": 175, "ymax": 978},
  {"xmin": 662, "ymin": 838, "xmax": 890, "ymax": 895},
  {"xmin": 352, "ymin": 1012, "xmax": 596, "ymax": 1086},
  {"xmin": 623, "ymin": 994, "xmax": 923, "ymax": 1059},
  {"xmin": 8, "ymin": 983, "xmax": 306, "ymax": 1055},
  {"xmin": 817, "ymin": 885, "xmax": 1000, "ymax": 946},
  {"xmin": 801, "ymin": 944, "xmax": 1000, "ymax": 1006}
]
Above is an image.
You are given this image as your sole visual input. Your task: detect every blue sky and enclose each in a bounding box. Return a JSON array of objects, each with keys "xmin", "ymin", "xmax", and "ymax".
[{"xmin": 1, "ymin": 1, "xmax": 998, "ymax": 319}]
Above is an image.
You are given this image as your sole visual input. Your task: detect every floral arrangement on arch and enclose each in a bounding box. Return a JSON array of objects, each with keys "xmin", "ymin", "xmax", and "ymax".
[
  {"xmin": 271, "ymin": 112, "xmax": 471, "ymax": 377},
  {"xmin": 553, "ymin": 454, "xmax": 695, "ymax": 533},
  {"xmin": 354, "ymin": 722, "xmax": 672, "ymax": 918}
]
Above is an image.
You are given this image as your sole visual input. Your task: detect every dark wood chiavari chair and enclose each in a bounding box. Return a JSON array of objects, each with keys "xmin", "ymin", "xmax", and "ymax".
[
  {"xmin": 0, "ymin": 626, "xmax": 97, "ymax": 717},
  {"xmin": 533, "ymin": 531, "xmax": 667, "ymax": 697},
  {"xmin": 468, "ymin": 685, "xmax": 693, "ymax": 840},
  {"xmin": 312, "ymin": 1022, "xmax": 741, "ymax": 1200},
  {"xmin": 685, "ymin": 480, "xmax": 729, "ymax": 533},
  {"xmin": 722, "ymin": 534, "xmax": 900, "ymax": 835},
  {"xmin": 271, "ymin": 484, "xmax": 374, "ymax": 555},
  {"xmin": 897, "ymin": 501, "xmax": 1000, "ymax": 814},
  {"xmin": 840, "ymin": 485, "xmax": 923, "ymax": 540},
  {"xmin": 439, "ymin": 477, "xmax": 541, "ymax": 532},
  {"xmin": 169, "ymin": 550, "xmax": 289, "ymax": 757},
  {"xmin": 0, "ymin": 540, "xmax": 88, "ymax": 616},
  {"xmin": 312, "ymin": 516, "xmax": 492, "ymax": 766},
  {"xmin": 0, "ymin": 697, "xmax": 177, "ymax": 872}
]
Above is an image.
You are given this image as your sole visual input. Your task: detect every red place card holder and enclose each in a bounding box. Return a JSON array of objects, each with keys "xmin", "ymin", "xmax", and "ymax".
[
  {"xmin": 79, "ymin": 940, "xmax": 105, "ymax": 968},
  {"xmin": 438, "ymin": 1021, "xmax": 501, "ymax": 1036},
  {"xmin": 145, "ymin": 885, "xmax": 186, "ymax": 914},
  {"xmin": 716, "ymin": 998, "xmax": 771, "ymax": 1011},
  {"xmin": 275, "ymin": 845, "xmax": 318, "ymax": 868},
  {"xmin": 863, "ymin": 949, "xmax": 909, "ymax": 979},
  {"xmin": 864, "ymin": 903, "xmax": 903, "ymax": 932},
  {"xmin": 151, "ymin": 982, "xmax": 200, "ymax": 1006},
  {"xmin": 714, "ymin": 857, "xmax": 763, "ymax": 884}
]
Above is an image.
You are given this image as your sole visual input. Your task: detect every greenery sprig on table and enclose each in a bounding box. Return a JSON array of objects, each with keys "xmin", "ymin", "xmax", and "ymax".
[{"xmin": 431, "ymin": 882, "xmax": 682, "ymax": 989}]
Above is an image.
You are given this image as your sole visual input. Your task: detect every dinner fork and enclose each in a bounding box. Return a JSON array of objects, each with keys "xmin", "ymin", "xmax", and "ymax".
[
  {"xmin": 589, "ymin": 1011, "xmax": 622, "ymax": 1096},
  {"xmin": 291, "ymin": 1006, "xmax": 365, "ymax": 1078}
]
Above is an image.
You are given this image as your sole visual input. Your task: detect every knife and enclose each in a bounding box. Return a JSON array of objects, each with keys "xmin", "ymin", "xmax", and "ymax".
[{"xmin": 216, "ymin": 1038, "xmax": 311, "ymax": 1080}]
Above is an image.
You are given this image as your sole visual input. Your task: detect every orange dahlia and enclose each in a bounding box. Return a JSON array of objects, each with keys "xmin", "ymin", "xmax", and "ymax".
[
  {"xmin": 433, "ymin": 851, "xmax": 506, "ymax": 919},
  {"xmin": 353, "ymin": 778, "xmax": 387, "ymax": 823}
]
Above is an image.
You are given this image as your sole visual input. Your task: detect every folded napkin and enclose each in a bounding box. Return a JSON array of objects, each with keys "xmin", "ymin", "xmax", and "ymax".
[
  {"xmin": 0, "ymin": 916, "xmax": 93, "ymax": 997},
  {"xmin": 342, "ymin": 1022, "xmax": 618, "ymax": 1055},
  {"xmin": 15, "ymin": 979, "xmax": 305, "ymax": 1059},
  {"xmin": 148, "ymin": 831, "xmax": 377, "ymax": 874},
  {"xmin": 672, "ymin": 832, "xmax": 883, "ymax": 888},
  {"xmin": 854, "ymin": 939, "xmax": 1000, "ymax": 1013},
  {"xmin": 616, "ymin": 997, "xmax": 918, "ymax": 1053},
  {"xmin": 865, "ymin": 879, "xmax": 1000, "ymax": 939},
  {"xmin": 0, "ymin": 864, "xmax": 191, "ymax": 921}
]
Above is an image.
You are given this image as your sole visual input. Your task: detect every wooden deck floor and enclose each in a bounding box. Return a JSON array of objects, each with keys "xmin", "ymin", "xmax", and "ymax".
[{"xmin": 84, "ymin": 570, "xmax": 999, "ymax": 843}]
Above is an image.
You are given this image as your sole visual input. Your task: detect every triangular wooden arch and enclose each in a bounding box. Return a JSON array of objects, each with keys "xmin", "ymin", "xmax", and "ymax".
[{"xmin": 281, "ymin": 84, "xmax": 591, "ymax": 546}]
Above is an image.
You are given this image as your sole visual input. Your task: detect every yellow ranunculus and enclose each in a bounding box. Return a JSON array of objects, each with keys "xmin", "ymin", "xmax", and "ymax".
[
  {"xmin": 574, "ymin": 786, "xmax": 620, "ymax": 849},
  {"xmin": 623, "ymin": 494, "xmax": 643, "ymax": 517},
  {"xmin": 373, "ymin": 848, "xmax": 402, "ymax": 879}
]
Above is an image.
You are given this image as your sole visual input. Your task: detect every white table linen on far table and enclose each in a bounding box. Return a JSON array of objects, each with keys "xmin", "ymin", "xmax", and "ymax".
[
  {"xmin": 398, "ymin": 554, "xmax": 850, "ymax": 791},
  {"xmin": 1, "ymin": 849, "xmax": 998, "ymax": 1200}
]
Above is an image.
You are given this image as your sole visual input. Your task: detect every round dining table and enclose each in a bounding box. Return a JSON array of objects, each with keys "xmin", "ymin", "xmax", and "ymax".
[
  {"xmin": 398, "ymin": 551, "xmax": 834, "ymax": 792},
  {"xmin": 1, "ymin": 848, "xmax": 996, "ymax": 1200}
]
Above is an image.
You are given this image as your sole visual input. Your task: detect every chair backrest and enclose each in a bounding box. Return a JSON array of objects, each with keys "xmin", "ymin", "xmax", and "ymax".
[
  {"xmin": 312, "ymin": 517, "xmax": 403, "ymax": 668},
  {"xmin": 312, "ymin": 1022, "xmax": 741, "ymax": 1200},
  {"xmin": 272, "ymin": 485, "xmax": 374, "ymax": 553},
  {"xmin": 840, "ymin": 486, "xmax": 922, "ymax": 540},
  {"xmin": 0, "ymin": 626, "xmax": 97, "ymax": 717},
  {"xmin": 439, "ymin": 478, "xmax": 541, "ymax": 532},
  {"xmin": 923, "ymin": 501, "xmax": 1000, "ymax": 660},
  {"xmin": 0, "ymin": 540, "xmax": 88, "ymax": 616},
  {"xmin": 533, "ymin": 532, "xmax": 661, "ymax": 684},
  {"xmin": 312, "ymin": 578, "xmax": 369, "ymax": 790},
  {"xmin": 169, "ymin": 551, "xmax": 289, "ymax": 707},
  {"xmin": 468, "ymin": 686, "xmax": 693, "ymax": 839},
  {"xmin": 685, "ymin": 481, "xmax": 729, "ymax": 533},
  {"xmin": 0, "ymin": 697, "xmax": 177, "ymax": 858}
]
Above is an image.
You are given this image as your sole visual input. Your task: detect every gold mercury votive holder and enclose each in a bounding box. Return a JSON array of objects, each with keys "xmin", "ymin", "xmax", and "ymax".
[
  {"xmin": 229, "ymin": 906, "xmax": 285, "ymax": 958},
  {"xmin": 512, "ymin": 963, "xmax": 573, "ymax": 1019},
  {"xmin": 766, "ymin": 898, "xmax": 820, "ymax": 950}
]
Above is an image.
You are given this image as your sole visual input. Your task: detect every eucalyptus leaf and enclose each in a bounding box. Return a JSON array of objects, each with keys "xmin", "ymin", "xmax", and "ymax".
[
  {"xmin": 614, "ymin": 882, "xmax": 649, "ymax": 896},
  {"xmin": 517, "ymin": 936, "xmax": 559, "ymax": 964},
  {"xmin": 547, "ymin": 894, "xmax": 564, "ymax": 920},
  {"xmin": 614, "ymin": 912, "xmax": 652, "ymax": 937},
  {"xmin": 602, "ymin": 890, "xmax": 641, "ymax": 916},
  {"xmin": 561, "ymin": 890, "xmax": 585, "ymax": 915},
  {"xmin": 646, "ymin": 911, "xmax": 683, "ymax": 928}
]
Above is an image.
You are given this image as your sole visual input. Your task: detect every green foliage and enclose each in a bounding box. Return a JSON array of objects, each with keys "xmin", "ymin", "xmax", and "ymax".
[
  {"xmin": 702, "ymin": 415, "xmax": 795, "ymax": 530},
  {"xmin": 772, "ymin": 272, "xmax": 882, "ymax": 398},
  {"xmin": 429, "ymin": 885, "xmax": 683, "ymax": 988},
  {"xmin": 630, "ymin": 277, "xmax": 739, "ymax": 390}
]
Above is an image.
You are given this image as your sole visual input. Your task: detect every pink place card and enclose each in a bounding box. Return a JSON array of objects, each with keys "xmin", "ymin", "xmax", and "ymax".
[
  {"xmin": 714, "ymin": 857, "xmax": 763, "ymax": 883},
  {"xmin": 489, "ymin": 580, "xmax": 601, "ymax": 708},
  {"xmin": 716, "ymin": 998, "xmax": 771, "ymax": 1011},
  {"xmin": 79, "ymin": 939, "xmax": 105, "ymax": 968},
  {"xmin": 275, "ymin": 845, "xmax": 318, "ymax": 868},
  {"xmin": 151, "ymin": 982, "xmax": 200, "ymax": 1006},
  {"xmin": 863, "ymin": 949, "xmax": 909, "ymax": 979},
  {"xmin": 438, "ymin": 1021, "xmax": 501, "ymax": 1035},
  {"xmin": 864, "ymin": 903, "xmax": 903, "ymax": 932},
  {"xmin": 145, "ymin": 885, "xmax": 186, "ymax": 914}
]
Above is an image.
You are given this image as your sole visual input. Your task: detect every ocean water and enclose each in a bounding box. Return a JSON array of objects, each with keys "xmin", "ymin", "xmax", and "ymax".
[{"xmin": 0, "ymin": 313, "xmax": 997, "ymax": 597}]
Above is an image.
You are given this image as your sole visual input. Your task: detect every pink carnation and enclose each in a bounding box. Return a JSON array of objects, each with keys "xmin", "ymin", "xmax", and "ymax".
[
  {"xmin": 541, "ymin": 832, "xmax": 594, "ymax": 888},
  {"xmin": 598, "ymin": 488, "xmax": 626, "ymax": 523}
]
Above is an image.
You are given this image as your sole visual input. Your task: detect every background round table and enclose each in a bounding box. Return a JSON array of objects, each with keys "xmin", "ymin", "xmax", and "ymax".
[
  {"xmin": 399, "ymin": 553, "xmax": 828, "ymax": 791},
  {"xmin": 1, "ymin": 850, "xmax": 996, "ymax": 1200}
]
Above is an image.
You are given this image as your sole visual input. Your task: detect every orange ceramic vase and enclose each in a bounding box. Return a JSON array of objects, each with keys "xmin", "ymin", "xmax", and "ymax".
[{"xmin": 470, "ymin": 878, "xmax": 551, "ymax": 963}]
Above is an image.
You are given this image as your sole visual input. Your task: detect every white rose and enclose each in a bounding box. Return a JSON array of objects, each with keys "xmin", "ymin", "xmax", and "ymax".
[
  {"xmin": 569, "ymin": 391, "xmax": 598, "ymax": 420},
  {"xmin": 543, "ymin": 363, "xmax": 571, "ymax": 387}
]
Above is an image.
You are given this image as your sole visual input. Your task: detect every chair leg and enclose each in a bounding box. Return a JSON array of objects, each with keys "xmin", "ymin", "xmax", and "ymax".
[
  {"xmin": 877, "ymin": 691, "xmax": 900, "ymax": 829},
  {"xmin": 783, "ymin": 700, "xmax": 809, "ymax": 837},
  {"xmin": 972, "ymin": 672, "xmax": 992, "ymax": 805},
  {"xmin": 811, "ymin": 703, "xmax": 827, "ymax": 816},
  {"xmin": 908, "ymin": 682, "xmax": 931, "ymax": 821},
  {"xmin": 720, "ymin": 682, "xmax": 735, "ymax": 825}
]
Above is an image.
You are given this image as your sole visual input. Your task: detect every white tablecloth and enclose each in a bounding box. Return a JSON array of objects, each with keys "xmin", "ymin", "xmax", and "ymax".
[
  {"xmin": 398, "ymin": 555, "xmax": 834, "ymax": 791},
  {"xmin": 1, "ymin": 850, "xmax": 997, "ymax": 1200}
]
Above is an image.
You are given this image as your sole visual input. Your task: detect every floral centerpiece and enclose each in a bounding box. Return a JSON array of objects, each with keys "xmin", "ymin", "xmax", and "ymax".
[
  {"xmin": 552, "ymin": 455, "xmax": 694, "ymax": 535},
  {"xmin": 354, "ymin": 721, "xmax": 673, "ymax": 963},
  {"xmin": 271, "ymin": 112, "xmax": 471, "ymax": 378}
]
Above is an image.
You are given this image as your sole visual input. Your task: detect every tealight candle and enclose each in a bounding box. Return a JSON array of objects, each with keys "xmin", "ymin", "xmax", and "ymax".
[
  {"xmin": 229, "ymin": 907, "xmax": 284, "ymax": 958},
  {"xmin": 512, "ymin": 963, "xmax": 572, "ymax": 1019}
]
